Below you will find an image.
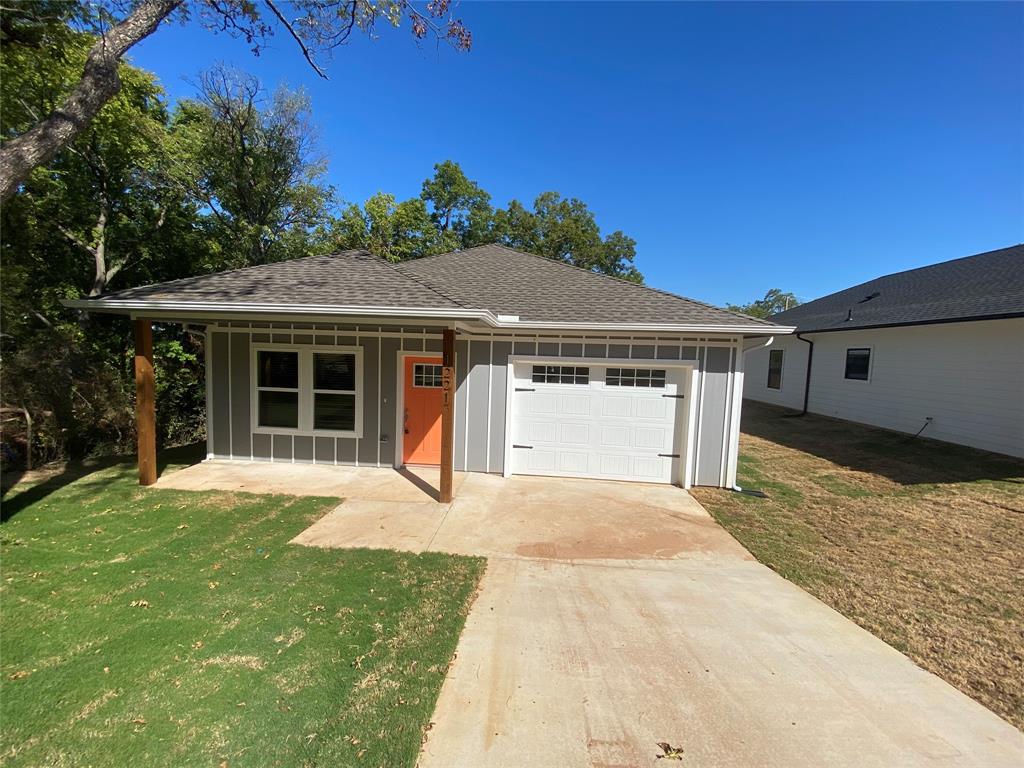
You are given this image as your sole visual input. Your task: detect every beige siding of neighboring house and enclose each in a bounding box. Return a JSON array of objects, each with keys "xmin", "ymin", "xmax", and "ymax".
[{"xmin": 744, "ymin": 318, "xmax": 1024, "ymax": 458}]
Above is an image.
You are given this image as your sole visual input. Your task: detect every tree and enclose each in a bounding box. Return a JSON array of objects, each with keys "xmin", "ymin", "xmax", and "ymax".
[
  {"xmin": 329, "ymin": 161, "xmax": 644, "ymax": 280},
  {"xmin": 167, "ymin": 67, "xmax": 334, "ymax": 268},
  {"xmin": 0, "ymin": 0, "xmax": 472, "ymax": 203},
  {"xmin": 332, "ymin": 192, "xmax": 455, "ymax": 261},
  {"xmin": 727, "ymin": 288, "xmax": 800, "ymax": 319},
  {"xmin": 493, "ymin": 192, "xmax": 642, "ymax": 282},
  {"xmin": 420, "ymin": 159, "xmax": 491, "ymax": 237}
]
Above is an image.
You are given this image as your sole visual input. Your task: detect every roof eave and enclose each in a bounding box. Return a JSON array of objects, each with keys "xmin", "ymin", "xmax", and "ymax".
[{"xmin": 62, "ymin": 298, "xmax": 792, "ymax": 336}]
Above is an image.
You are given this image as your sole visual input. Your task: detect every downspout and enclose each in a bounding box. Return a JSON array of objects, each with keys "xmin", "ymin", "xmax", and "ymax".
[{"xmin": 796, "ymin": 332, "xmax": 814, "ymax": 416}]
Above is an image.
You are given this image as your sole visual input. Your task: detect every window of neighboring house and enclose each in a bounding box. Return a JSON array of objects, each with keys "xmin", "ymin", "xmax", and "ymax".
[
  {"xmin": 844, "ymin": 347, "xmax": 871, "ymax": 381},
  {"xmin": 767, "ymin": 349, "xmax": 784, "ymax": 390},
  {"xmin": 606, "ymin": 368, "xmax": 667, "ymax": 388},
  {"xmin": 413, "ymin": 363, "xmax": 443, "ymax": 388},
  {"xmin": 254, "ymin": 346, "xmax": 362, "ymax": 435},
  {"xmin": 532, "ymin": 365, "xmax": 590, "ymax": 384}
]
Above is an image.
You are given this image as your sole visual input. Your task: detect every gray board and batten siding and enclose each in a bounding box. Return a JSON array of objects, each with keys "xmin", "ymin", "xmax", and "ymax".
[{"xmin": 205, "ymin": 321, "xmax": 744, "ymax": 487}]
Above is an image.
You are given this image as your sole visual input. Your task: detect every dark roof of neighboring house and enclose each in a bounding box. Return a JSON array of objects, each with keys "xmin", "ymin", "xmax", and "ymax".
[
  {"xmin": 72, "ymin": 244, "xmax": 778, "ymax": 331},
  {"xmin": 771, "ymin": 244, "xmax": 1024, "ymax": 333}
]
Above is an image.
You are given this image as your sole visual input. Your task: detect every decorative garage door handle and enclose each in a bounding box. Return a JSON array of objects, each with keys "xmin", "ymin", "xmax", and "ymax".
[
  {"xmin": 661, "ymin": 394, "xmax": 685, "ymax": 399},
  {"xmin": 513, "ymin": 444, "xmax": 534, "ymax": 449},
  {"xmin": 658, "ymin": 453, "xmax": 680, "ymax": 458},
  {"xmin": 515, "ymin": 387, "xmax": 535, "ymax": 392}
]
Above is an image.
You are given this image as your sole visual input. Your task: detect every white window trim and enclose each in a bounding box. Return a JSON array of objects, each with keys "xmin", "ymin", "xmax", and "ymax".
[
  {"xmin": 843, "ymin": 345, "xmax": 873, "ymax": 384},
  {"xmin": 766, "ymin": 348, "xmax": 784, "ymax": 390},
  {"xmin": 251, "ymin": 342, "xmax": 364, "ymax": 438}
]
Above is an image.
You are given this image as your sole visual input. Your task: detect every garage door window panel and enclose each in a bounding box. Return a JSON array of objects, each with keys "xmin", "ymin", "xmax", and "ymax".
[
  {"xmin": 606, "ymin": 368, "xmax": 666, "ymax": 388},
  {"xmin": 532, "ymin": 365, "xmax": 589, "ymax": 384}
]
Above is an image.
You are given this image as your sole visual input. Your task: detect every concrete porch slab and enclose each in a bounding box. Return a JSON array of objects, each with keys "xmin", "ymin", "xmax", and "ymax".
[{"xmin": 155, "ymin": 460, "xmax": 466, "ymax": 502}]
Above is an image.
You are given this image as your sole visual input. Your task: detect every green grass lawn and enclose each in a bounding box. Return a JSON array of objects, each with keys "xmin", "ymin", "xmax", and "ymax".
[{"xmin": 1, "ymin": 453, "xmax": 484, "ymax": 767}]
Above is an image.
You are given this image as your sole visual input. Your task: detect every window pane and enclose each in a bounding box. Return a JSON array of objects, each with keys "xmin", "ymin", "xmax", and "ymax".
[
  {"xmin": 258, "ymin": 351, "xmax": 298, "ymax": 389},
  {"xmin": 845, "ymin": 348, "xmax": 870, "ymax": 380},
  {"xmin": 315, "ymin": 353, "xmax": 356, "ymax": 391},
  {"xmin": 258, "ymin": 390, "xmax": 298, "ymax": 428},
  {"xmin": 314, "ymin": 393, "xmax": 356, "ymax": 431},
  {"xmin": 414, "ymin": 363, "xmax": 442, "ymax": 388},
  {"xmin": 767, "ymin": 350, "xmax": 784, "ymax": 389}
]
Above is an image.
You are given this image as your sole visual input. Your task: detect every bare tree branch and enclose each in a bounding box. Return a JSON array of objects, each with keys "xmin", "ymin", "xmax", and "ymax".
[
  {"xmin": 0, "ymin": 0, "xmax": 181, "ymax": 203},
  {"xmin": 264, "ymin": 0, "xmax": 328, "ymax": 79}
]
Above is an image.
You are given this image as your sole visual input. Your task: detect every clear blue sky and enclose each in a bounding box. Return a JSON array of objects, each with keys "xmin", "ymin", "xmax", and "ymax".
[{"xmin": 131, "ymin": 1, "xmax": 1023, "ymax": 308}]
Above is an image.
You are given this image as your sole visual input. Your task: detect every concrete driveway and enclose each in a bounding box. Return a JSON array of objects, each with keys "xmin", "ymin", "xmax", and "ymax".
[{"xmin": 163, "ymin": 463, "xmax": 1024, "ymax": 766}]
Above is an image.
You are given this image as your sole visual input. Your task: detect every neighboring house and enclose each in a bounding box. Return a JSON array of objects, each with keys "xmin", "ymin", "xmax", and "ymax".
[
  {"xmin": 745, "ymin": 244, "xmax": 1024, "ymax": 458},
  {"xmin": 68, "ymin": 245, "xmax": 791, "ymax": 495}
]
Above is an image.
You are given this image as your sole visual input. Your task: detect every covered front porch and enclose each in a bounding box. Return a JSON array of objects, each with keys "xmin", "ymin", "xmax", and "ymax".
[{"xmin": 132, "ymin": 319, "xmax": 460, "ymax": 501}]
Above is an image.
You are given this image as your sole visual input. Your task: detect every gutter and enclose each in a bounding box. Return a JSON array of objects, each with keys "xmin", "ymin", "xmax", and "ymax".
[
  {"xmin": 796, "ymin": 332, "xmax": 814, "ymax": 415},
  {"xmin": 62, "ymin": 298, "xmax": 796, "ymax": 337}
]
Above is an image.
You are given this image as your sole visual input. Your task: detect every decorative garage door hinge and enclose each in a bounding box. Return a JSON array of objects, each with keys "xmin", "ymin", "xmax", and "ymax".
[
  {"xmin": 661, "ymin": 394, "xmax": 685, "ymax": 399},
  {"xmin": 513, "ymin": 444, "xmax": 534, "ymax": 449},
  {"xmin": 658, "ymin": 453, "xmax": 680, "ymax": 458}
]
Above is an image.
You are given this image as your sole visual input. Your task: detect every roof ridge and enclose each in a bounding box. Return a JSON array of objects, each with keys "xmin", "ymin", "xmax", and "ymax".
[
  {"xmin": 386, "ymin": 258, "xmax": 475, "ymax": 311},
  {"xmin": 478, "ymin": 243, "xmax": 776, "ymax": 326}
]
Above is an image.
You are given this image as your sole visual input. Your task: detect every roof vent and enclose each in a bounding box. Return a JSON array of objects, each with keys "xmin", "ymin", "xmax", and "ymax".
[
  {"xmin": 857, "ymin": 291, "xmax": 880, "ymax": 304},
  {"xmin": 845, "ymin": 308, "xmax": 853, "ymax": 322}
]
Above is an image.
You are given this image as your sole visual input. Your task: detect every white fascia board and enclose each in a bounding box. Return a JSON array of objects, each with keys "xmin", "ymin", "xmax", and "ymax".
[{"xmin": 61, "ymin": 298, "xmax": 794, "ymax": 336}]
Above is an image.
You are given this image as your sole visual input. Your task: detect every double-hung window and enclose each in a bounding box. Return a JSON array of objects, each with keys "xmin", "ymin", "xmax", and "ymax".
[{"xmin": 253, "ymin": 345, "xmax": 363, "ymax": 436}]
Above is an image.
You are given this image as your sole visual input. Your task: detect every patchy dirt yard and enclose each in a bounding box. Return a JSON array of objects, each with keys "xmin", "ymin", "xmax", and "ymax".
[{"xmin": 693, "ymin": 401, "xmax": 1024, "ymax": 730}]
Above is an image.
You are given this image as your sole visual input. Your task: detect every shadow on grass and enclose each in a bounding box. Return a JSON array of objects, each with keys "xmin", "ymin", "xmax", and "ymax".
[
  {"xmin": 741, "ymin": 400, "xmax": 1024, "ymax": 486},
  {"xmin": 0, "ymin": 443, "xmax": 206, "ymax": 522}
]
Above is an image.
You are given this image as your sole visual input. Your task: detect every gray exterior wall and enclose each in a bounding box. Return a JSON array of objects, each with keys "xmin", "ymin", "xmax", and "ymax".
[{"xmin": 205, "ymin": 321, "xmax": 745, "ymax": 487}]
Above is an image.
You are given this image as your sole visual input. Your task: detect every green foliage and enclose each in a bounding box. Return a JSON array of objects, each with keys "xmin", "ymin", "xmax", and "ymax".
[
  {"xmin": 166, "ymin": 66, "xmax": 335, "ymax": 268},
  {"xmin": 727, "ymin": 288, "xmax": 800, "ymax": 319},
  {"xmin": 0, "ymin": 17, "xmax": 638, "ymax": 470},
  {"xmin": 332, "ymin": 161, "xmax": 642, "ymax": 280},
  {"xmin": 0, "ymin": 461, "xmax": 485, "ymax": 765}
]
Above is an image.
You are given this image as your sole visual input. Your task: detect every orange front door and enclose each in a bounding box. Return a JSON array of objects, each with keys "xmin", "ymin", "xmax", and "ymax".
[{"xmin": 402, "ymin": 356, "xmax": 443, "ymax": 465}]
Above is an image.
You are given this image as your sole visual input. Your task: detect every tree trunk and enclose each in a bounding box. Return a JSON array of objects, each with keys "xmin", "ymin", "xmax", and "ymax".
[{"xmin": 0, "ymin": 0, "xmax": 181, "ymax": 203}]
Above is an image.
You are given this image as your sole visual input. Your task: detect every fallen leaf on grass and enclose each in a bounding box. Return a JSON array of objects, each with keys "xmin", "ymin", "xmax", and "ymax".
[
  {"xmin": 129, "ymin": 600, "xmax": 150, "ymax": 609},
  {"xmin": 176, "ymin": 523, "xmax": 189, "ymax": 530},
  {"xmin": 656, "ymin": 742, "xmax": 685, "ymax": 760},
  {"xmin": 8, "ymin": 671, "xmax": 30, "ymax": 680}
]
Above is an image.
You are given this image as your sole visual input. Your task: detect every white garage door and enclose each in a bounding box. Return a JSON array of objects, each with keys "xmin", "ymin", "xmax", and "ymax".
[{"xmin": 510, "ymin": 361, "xmax": 689, "ymax": 484}]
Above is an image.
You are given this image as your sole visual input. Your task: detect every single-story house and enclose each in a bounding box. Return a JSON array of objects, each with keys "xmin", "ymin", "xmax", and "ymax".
[
  {"xmin": 67, "ymin": 244, "xmax": 791, "ymax": 497},
  {"xmin": 744, "ymin": 244, "xmax": 1024, "ymax": 458}
]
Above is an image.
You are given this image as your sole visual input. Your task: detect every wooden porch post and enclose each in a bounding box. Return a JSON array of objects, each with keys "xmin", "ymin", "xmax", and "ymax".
[
  {"xmin": 134, "ymin": 318, "xmax": 157, "ymax": 486},
  {"xmin": 439, "ymin": 327, "xmax": 456, "ymax": 503}
]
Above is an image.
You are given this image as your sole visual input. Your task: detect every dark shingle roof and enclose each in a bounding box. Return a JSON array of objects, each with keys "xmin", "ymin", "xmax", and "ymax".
[
  {"xmin": 772, "ymin": 245, "xmax": 1024, "ymax": 333},
  {"xmin": 78, "ymin": 244, "xmax": 776, "ymax": 330},
  {"xmin": 93, "ymin": 250, "xmax": 462, "ymax": 309},
  {"xmin": 393, "ymin": 244, "xmax": 772, "ymax": 326}
]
